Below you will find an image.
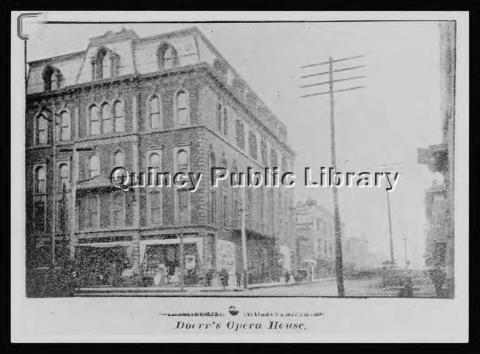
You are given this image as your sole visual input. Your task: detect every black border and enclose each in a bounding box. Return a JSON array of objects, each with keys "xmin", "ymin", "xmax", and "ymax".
[{"xmin": 2, "ymin": 3, "xmax": 477, "ymax": 349}]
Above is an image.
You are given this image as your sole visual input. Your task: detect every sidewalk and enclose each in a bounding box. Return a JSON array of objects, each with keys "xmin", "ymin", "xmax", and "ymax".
[{"xmin": 75, "ymin": 278, "xmax": 333, "ymax": 297}]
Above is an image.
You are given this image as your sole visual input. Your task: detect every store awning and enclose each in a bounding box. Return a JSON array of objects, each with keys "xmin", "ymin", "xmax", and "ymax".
[{"xmin": 76, "ymin": 175, "xmax": 116, "ymax": 191}]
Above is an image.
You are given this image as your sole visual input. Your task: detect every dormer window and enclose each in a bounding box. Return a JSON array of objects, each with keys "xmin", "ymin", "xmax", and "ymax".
[
  {"xmin": 42, "ymin": 65, "xmax": 63, "ymax": 91},
  {"xmin": 157, "ymin": 43, "xmax": 178, "ymax": 70},
  {"xmin": 92, "ymin": 47, "xmax": 118, "ymax": 80}
]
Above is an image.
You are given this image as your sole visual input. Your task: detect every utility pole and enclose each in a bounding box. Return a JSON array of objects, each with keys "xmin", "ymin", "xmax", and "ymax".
[
  {"xmin": 403, "ymin": 237, "xmax": 409, "ymax": 269},
  {"xmin": 240, "ymin": 185, "xmax": 248, "ymax": 288},
  {"xmin": 179, "ymin": 221, "xmax": 184, "ymax": 291},
  {"xmin": 43, "ymin": 111, "xmax": 60, "ymax": 272},
  {"xmin": 376, "ymin": 162, "xmax": 401, "ymax": 266},
  {"xmin": 178, "ymin": 188, "xmax": 186, "ymax": 291},
  {"xmin": 51, "ymin": 115, "xmax": 57, "ymax": 271},
  {"xmin": 59, "ymin": 146, "xmax": 93, "ymax": 262},
  {"xmin": 300, "ymin": 55, "xmax": 366, "ymax": 297},
  {"xmin": 386, "ymin": 191, "xmax": 395, "ymax": 265}
]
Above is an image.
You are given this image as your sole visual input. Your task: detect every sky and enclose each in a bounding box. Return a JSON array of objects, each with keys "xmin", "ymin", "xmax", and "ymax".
[{"xmin": 25, "ymin": 20, "xmax": 446, "ymax": 268}]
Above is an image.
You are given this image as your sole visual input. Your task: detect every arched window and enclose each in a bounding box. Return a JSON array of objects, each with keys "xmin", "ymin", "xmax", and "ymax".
[
  {"xmin": 43, "ymin": 66, "xmax": 63, "ymax": 91},
  {"xmin": 157, "ymin": 43, "xmax": 178, "ymax": 70},
  {"xmin": 175, "ymin": 90, "xmax": 189, "ymax": 125},
  {"xmin": 89, "ymin": 105, "xmax": 100, "ymax": 135},
  {"xmin": 261, "ymin": 140, "xmax": 268, "ymax": 165},
  {"xmin": 177, "ymin": 149, "xmax": 188, "ymax": 170},
  {"xmin": 249, "ymin": 131, "xmax": 258, "ymax": 159},
  {"xmin": 114, "ymin": 151, "xmax": 124, "ymax": 168},
  {"xmin": 93, "ymin": 48, "xmax": 110, "ymax": 80},
  {"xmin": 149, "ymin": 95, "xmax": 161, "ymax": 129},
  {"xmin": 235, "ymin": 120, "xmax": 245, "ymax": 149},
  {"xmin": 58, "ymin": 110, "xmax": 71, "ymax": 141},
  {"xmin": 223, "ymin": 107, "xmax": 228, "ymax": 136},
  {"xmin": 271, "ymin": 149, "xmax": 278, "ymax": 168},
  {"xmin": 89, "ymin": 155, "xmax": 100, "ymax": 178},
  {"xmin": 101, "ymin": 102, "xmax": 112, "ymax": 134},
  {"xmin": 148, "ymin": 152, "xmax": 161, "ymax": 171},
  {"xmin": 58, "ymin": 163, "xmax": 69, "ymax": 189},
  {"xmin": 216, "ymin": 102, "xmax": 222, "ymax": 132},
  {"xmin": 35, "ymin": 166, "xmax": 46, "ymax": 193},
  {"xmin": 36, "ymin": 114, "xmax": 48, "ymax": 145},
  {"xmin": 113, "ymin": 100, "xmax": 125, "ymax": 132}
]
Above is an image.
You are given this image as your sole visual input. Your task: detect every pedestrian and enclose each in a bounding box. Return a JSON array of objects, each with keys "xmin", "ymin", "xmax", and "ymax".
[
  {"xmin": 285, "ymin": 270, "xmax": 291, "ymax": 284},
  {"xmin": 399, "ymin": 275, "xmax": 413, "ymax": 297},
  {"xmin": 219, "ymin": 268, "xmax": 229, "ymax": 289},
  {"xmin": 205, "ymin": 269, "xmax": 213, "ymax": 286},
  {"xmin": 236, "ymin": 271, "xmax": 242, "ymax": 287}
]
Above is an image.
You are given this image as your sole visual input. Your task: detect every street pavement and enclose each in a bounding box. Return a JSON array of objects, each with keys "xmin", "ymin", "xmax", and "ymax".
[
  {"xmin": 77, "ymin": 275, "xmax": 437, "ymax": 297},
  {"xmin": 219, "ymin": 277, "xmax": 436, "ymax": 297}
]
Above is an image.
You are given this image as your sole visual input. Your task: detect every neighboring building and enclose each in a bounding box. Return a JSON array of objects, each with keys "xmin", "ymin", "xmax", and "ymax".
[
  {"xmin": 417, "ymin": 22, "xmax": 455, "ymax": 298},
  {"xmin": 343, "ymin": 236, "xmax": 382, "ymax": 273},
  {"xmin": 25, "ymin": 27, "xmax": 295, "ymax": 293},
  {"xmin": 294, "ymin": 198, "xmax": 335, "ymax": 278}
]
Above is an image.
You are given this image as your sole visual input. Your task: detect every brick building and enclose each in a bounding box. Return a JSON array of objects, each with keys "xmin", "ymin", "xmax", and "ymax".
[
  {"xmin": 294, "ymin": 198, "xmax": 335, "ymax": 278},
  {"xmin": 25, "ymin": 27, "xmax": 296, "ymax": 292},
  {"xmin": 417, "ymin": 22, "xmax": 455, "ymax": 298}
]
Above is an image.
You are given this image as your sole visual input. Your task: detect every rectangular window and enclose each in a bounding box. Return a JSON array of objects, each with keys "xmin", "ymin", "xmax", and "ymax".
[
  {"xmin": 102, "ymin": 106, "xmax": 113, "ymax": 134},
  {"xmin": 85, "ymin": 196, "xmax": 99, "ymax": 229},
  {"xmin": 150, "ymin": 191, "xmax": 162, "ymax": 225},
  {"xmin": 223, "ymin": 194, "xmax": 228, "ymax": 227},
  {"xmin": 58, "ymin": 111, "xmax": 71, "ymax": 141},
  {"xmin": 114, "ymin": 101, "xmax": 125, "ymax": 133},
  {"xmin": 56, "ymin": 195, "xmax": 68, "ymax": 233},
  {"xmin": 178, "ymin": 190, "xmax": 189, "ymax": 224},
  {"xmin": 177, "ymin": 108, "xmax": 188, "ymax": 125},
  {"xmin": 34, "ymin": 199, "xmax": 46, "ymax": 232},
  {"xmin": 233, "ymin": 199, "xmax": 239, "ymax": 228},
  {"xmin": 111, "ymin": 193, "xmax": 124, "ymax": 227},
  {"xmin": 210, "ymin": 190, "xmax": 216, "ymax": 224},
  {"xmin": 90, "ymin": 106, "xmax": 100, "ymax": 136}
]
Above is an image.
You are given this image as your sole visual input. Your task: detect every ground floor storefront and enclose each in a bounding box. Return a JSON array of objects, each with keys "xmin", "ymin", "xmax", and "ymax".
[{"xmin": 70, "ymin": 230, "xmax": 280, "ymax": 289}]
